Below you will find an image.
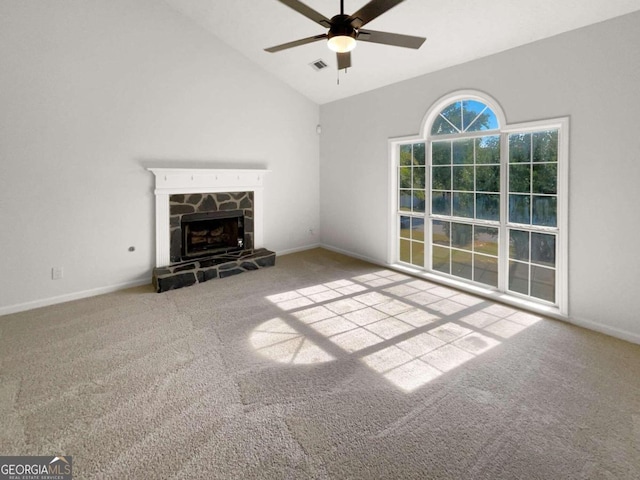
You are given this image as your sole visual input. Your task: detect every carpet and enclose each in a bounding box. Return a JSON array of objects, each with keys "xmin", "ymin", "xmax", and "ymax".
[{"xmin": 1, "ymin": 248, "xmax": 639, "ymax": 479}]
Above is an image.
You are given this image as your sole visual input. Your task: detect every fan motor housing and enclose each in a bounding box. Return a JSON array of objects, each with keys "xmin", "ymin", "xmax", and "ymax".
[{"xmin": 328, "ymin": 15, "xmax": 357, "ymax": 40}]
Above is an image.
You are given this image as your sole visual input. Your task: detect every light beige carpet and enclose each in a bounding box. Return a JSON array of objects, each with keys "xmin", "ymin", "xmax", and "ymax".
[{"xmin": 1, "ymin": 248, "xmax": 639, "ymax": 479}]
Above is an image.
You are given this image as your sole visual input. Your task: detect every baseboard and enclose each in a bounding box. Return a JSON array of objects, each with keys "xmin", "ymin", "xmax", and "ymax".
[
  {"xmin": 318, "ymin": 243, "xmax": 385, "ymax": 266},
  {"xmin": 0, "ymin": 244, "xmax": 323, "ymax": 316},
  {"xmin": 4, "ymin": 248, "xmax": 638, "ymax": 346},
  {"xmin": 566, "ymin": 315, "xmax": 640, "ymax": 345},
  {"xmin": 0, "ymin": 278, "xmax": 151, "ymax": 317},
  {"xmin": 276, "ymin": 243, "xmax": 321, "ymax": 257}
]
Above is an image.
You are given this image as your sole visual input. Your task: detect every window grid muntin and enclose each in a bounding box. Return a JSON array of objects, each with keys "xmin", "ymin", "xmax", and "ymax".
[
  {"xmin": 507, "ymin": 236, "xmax": 557, "ymax": 304},
  {"xmin": 428, "ymin": 126, "xmax": 561, "ymax": 302},
  {"xmin": 431, "ymin": 220, "xmax": 500, "ymax": 287},
  {"xmin": 506, "ymin": 129, "xmax": 559, "ymax": 304},
  {"xmin": 392, "ymin": 96, "xmax": 566, "ymax": 313},
  {"xmin": 398, "ymin": 142, "xmax": 426, "ymax": 267},
  {"xmin": 431, "ymin": 134, "xmax": 501, "ymax": 221},
  {"xmin": 429, "ymin": 128, "xmax": 501, "ymax": 289},
  {"xmin": 399, "ymin": 213, "xmax": 425, "ymax": 267},
  {"xmin": 431, "ymin": 101, "xmax": 499, "ymax": 136}
]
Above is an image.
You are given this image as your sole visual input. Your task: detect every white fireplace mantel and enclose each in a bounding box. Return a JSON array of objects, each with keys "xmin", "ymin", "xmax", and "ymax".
[{"xmin": 148, "ymin": 168, "xmax": 270, "ymax": 267}]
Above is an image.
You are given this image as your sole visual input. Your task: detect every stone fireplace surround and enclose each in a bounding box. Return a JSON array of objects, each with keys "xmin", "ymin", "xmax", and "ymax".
[
  {"xmin": 148, "ymin": 168, "xmax": 275, "ymax": 292},
  {"xmin": 169, "ymin": 191, "xmax": 254, "ymax": 263}
]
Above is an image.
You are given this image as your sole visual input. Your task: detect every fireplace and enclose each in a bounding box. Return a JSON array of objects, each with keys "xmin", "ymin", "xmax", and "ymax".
[
  {"xmin": 168, "ymin": 191, "xmax": 254, "ymax": 264},
  {"xmin": 181, "ymin": 210, "xmax": 244, "ymax": 259},
  {"xmin": 148, "ymin": 168, "xmax": 268, "ymax": 267},
  {"xmin": 148, "ymin": 168, "xmax": 275, "ymax": 292}
]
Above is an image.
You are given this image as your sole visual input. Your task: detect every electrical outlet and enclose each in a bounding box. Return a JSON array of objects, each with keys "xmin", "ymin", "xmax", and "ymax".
[{"xmin": 52, "ymin": 267, "xmax": 63, "ymax": 280}]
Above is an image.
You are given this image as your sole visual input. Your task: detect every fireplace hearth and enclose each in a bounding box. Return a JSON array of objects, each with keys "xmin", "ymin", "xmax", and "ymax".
[{"xmin": 153, "ymin": 248, "xmax": 275, "ymax": 293}]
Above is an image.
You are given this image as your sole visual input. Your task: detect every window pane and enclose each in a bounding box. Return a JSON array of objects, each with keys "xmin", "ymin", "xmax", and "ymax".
[
  {"xmin": 532, "ymin": 196, "xmax": 556, "ymax": 227},
  {"xmin": 509, "ymin": 194, "xmax": 530, "ymax": 224},
  {"xmin": 400, "ymin": 239, "xmax": 411, "ymax": 263},
  {"xmin": 476, "ymin": 165, "xmax": 499, "ymax": 192},
  {"xmin": 413, "ymin": 167, "xmax": 425, "ymax": 189},
  {"xmin": 412, "ymin": 241, "xmax": 424, "ymax": 267},
  {"xmin": 509, "ymin": 164, "xmax": 531, "ymax": 193},
  {"xmin": 431, "ymin": 116, "xmax": 459, "ymax": 135},
  {"xmin": 451, "ymin": 222, "xmax": 473, "ymax": 250},
  {"xmin": 453, "ymin": 139, "xmax": 474, "ymax": 164},
  {"xmin": 433, "ymin": 246, "xmax": 450, "ymax": 273},
  {"xmin": 411, "ymin": 217, "xmax": 425, "ymax": 242},
  {"xmin": 476, "ymin": 136, "xmax": 500, "ymax": 164},
  {"xmin": 509, "ymin": 261, "xmax": 529, "ymax": 295},
  {"xmin": 532, "ymin": 163, "xmax": 557, "ymax": 194},
  {"xmin": 509, "ymin": 133, "xmax": 531, "ymax": 163},
  {"xmin": 463, "ymin": 100, "xmax": 498, "ymax": 132},
  {"xmin": 432, "ymin": 166, "xmax": 451, "ymax": 190},
  {"xmin": 531, "ymin": 232, "xmax": 556, "ymax": 267},
  {"xmin": 413, "ymin": 190, "xmax": 426, "ymax": 213},
  {"xmin": 533, "ymin": 130, "xmax": 558, "ymax": 163},
  {"xmin": 432, "ymin": 102, "xmax": 462, "ymax": 135},
  {"xmin": 432, "ymin": 191, "xmax": 451, "ymax": 215},
  {"xmin": 452, "ymin": 250, "xmax": 473, "ymax": 280},
  {"xmin": 400, "ymin": 216, "xmax": 411, "ymax": 239},
  {"xmin": 474, "ymin": 254, "xmax": 498, "ymax": 287},
  {"xmin": 399, "ymin": 167, "xmax": 412, "ymax": 189},
  {"xmin": 399, "ymin": 190, "xmax": 412, "ymax": 212},
  {"xmin": 531, "ymin": 266, "xmax": 555, "ymax": 302},
  {"xmin": 432, "ymin": 141, "xmax": 451, "ymax": 165},
  {"xmin": 476, "ymin": 193, "xmax": 500, "ymax": 221},
  {"xmin": 413, "ymin": 143, "xmax": 426, "ymax": 166},
  {"xmin": 474, "ymin": 226, "xmax": 499, "ymax": 256},
  {"xmin": 423, "ymin": 121, "xmax": 562, "ymax": 307},
  {"xmin": 453, "ymin": 166, "xmax": 474, "ymax": 191},
  {"xmin": 453, "ymin": 192, "xmax": 474, "ymax": 218},
  {"xmin": 509, "ymin": 230, "xmax": 529, "ymax": 261},
  {"xmin": 400, "ymin": 145, "xmax": 412, "ymax": 166},
  {"xmin": 432, "ymin": 220, "xmax": 450, "ymax": 246},
  {"xmin": 440, "ymin": 102, "xmax": 462, "ymax": 131}
]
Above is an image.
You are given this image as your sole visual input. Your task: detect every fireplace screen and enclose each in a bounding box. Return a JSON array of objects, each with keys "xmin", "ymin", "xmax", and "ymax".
[{"xmin": 181, "ymin": 210, "xmax": 244, "ymax": 259}]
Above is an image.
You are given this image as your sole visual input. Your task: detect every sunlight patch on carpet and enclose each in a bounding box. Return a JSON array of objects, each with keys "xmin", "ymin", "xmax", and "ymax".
[
  {"xmin": 250, "ymin": 317, "xmax": 334, "ymax": 364},
  {"xmin": 257, "ymin": 271, "xmax": 543, "ymax": 391}
]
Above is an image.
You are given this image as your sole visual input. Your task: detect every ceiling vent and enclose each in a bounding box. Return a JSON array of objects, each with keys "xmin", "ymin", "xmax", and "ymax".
[{"xmin": 309, "ymin": 59, "xmax": 328, "ymax": 71}]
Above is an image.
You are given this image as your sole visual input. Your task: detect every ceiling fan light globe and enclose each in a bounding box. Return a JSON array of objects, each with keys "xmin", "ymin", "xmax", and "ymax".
[{"xmin": 327, "ymin": 35, "xmax": 356, "ymax": 53}]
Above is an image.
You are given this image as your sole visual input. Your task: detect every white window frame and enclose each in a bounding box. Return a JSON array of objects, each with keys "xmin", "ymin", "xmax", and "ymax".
[
  {"xmin": 388, "ymin": 91, "xmax": 569, "ymax": 318},
  {"xmin": 501, "ymin": 117, "xmax": 569, "ymax": 314}
]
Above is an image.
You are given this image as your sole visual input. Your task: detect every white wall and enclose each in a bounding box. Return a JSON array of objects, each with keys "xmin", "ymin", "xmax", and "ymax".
[
  {"xmin": 0, "ymin": 0, "xmax": 319, "ymax": 313},
  {"xmin": 320, "ymin": 12, "xmax": 640, "ymax": 342}
]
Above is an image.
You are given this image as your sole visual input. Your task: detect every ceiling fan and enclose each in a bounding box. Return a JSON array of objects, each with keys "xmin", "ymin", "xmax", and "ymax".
[{"xmin": 264, "ymin": 0, "xmax": 426, "ymax": 71}]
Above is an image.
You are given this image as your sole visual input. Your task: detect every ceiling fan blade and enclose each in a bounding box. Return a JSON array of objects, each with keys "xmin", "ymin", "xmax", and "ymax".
[
  {"xmin": 347, "ymin": 0, "xmax": 406, "ymax": 29},
  {"xmin": 276, "ymin": 0, "xmax": 332, "ymax": 28},
  {"xmin": 337, "ymin": 51, "xmax": 351, "ymax": 70},
  {"xmin": 265, "ymin": 33, "xmax": 327, "ymax": 53},
  {"xmin": 357, "ymin": 29, "xmax": 425, "ymax": 49}
]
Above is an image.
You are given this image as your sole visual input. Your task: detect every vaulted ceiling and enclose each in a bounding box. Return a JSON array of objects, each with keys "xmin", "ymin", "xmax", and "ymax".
[{"xmin": 162, "ymin": 0, "xmax": 640, "ymax": 104}]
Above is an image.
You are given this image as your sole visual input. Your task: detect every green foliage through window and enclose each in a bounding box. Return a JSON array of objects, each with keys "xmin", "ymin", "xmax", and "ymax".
[
  {"xmin": 396, "ymin": 96, "xmax": 562, "ymax": 308},
  {"xmin": 431, "ymin": 100, "xmax": 499, "ymax": 136}
]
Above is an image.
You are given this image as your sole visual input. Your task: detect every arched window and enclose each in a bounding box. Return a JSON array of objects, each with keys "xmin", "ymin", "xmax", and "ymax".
[
  {"xmin": 392, "ymin": 91, "xmax": 567, "ymax": 314},
  {"xmin": 431, "ymin": 99, "xmax": 499, "ymax": 135}
]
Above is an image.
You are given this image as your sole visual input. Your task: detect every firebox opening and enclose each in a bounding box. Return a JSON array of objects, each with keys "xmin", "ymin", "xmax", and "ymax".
[{"xmin": 181, "ymin": 210, "xmax": 244, "ymax": 259}]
